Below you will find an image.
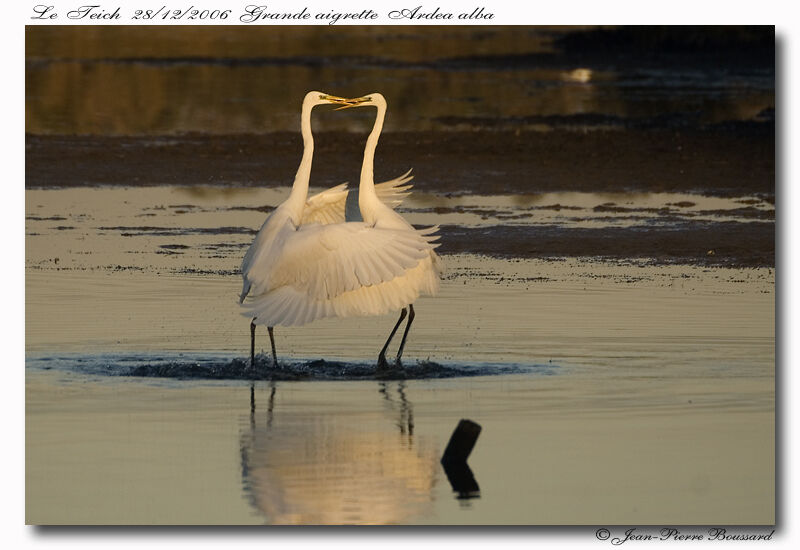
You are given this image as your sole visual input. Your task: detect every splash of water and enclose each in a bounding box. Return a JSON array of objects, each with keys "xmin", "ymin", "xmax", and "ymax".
[{"xmin": 26, "ymin": 352, "xmax": 556, "ymax": 381}]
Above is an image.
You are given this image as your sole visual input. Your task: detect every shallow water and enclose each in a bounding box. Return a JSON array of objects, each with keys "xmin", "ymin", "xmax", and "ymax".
[
  {"xmin": 27, "ymin": 362, "xmax": 773, "ymax": 525},
  {"xmin": 25, "ymin": 185, "xmax": 774, "ymax": 270},
  {"xmin": 25, "ymin": 25, "xmax": 774, "ymax": 525},
  {"xmin": 25, "ymin": 184, "xmax": 774, "ymax": 524}
]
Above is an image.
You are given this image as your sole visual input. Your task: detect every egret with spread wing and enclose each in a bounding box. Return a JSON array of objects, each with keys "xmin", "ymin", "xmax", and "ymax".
[
  {"xmin": 239, "ymin": 91, "xmax": 428, "ymax": 369},
  {"xmin": 337, "ymin": 92, "xmax": 441, "ymax": 367}
]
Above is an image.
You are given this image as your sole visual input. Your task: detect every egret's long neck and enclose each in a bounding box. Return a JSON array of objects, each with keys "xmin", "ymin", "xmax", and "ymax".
[
  {"xmin": 285, "ymin": 101, "xmax": 315, "ymax": 219},
  {"xmin": 358, "ymin": 102, "xmax": 386, "ymax": 224}
]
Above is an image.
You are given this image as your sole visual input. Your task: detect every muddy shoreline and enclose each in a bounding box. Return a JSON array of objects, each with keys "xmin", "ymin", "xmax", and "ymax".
[
  {"xmin": 26, "ymin": 126, "xmax": 774, "ymax": 198},
  {"xmin": 438, "ymin": 222, "xmax": 774, "ymax": 267}
]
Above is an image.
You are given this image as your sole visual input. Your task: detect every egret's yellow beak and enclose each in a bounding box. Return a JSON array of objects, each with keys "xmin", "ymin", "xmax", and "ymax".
[
  {"xmin": 319, "ymin": 94, "xmax": 352, "ymax": 106},
  {"xmin": 333, "ymin": 95, "xmax": 372, "ymax": 110}
]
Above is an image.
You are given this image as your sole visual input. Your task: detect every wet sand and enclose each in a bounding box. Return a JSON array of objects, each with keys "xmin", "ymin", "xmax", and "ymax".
[
  {"xmin": 26, "ymin": 128, "xmax": 774, "ymax": 198},
  {"xmin": 26, "ymin": 114, "xmax": 775, "ymax": 269}
]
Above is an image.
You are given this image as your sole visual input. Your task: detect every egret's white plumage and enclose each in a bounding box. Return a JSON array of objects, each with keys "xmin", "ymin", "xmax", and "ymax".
[
  {"xmin": 239, "ymin": 91, "xmax": 439, "ymax": 367},
  {"xmin": 240, "ymin": 93, "xmax": 421, "ymax": 308},
  {"xmin": 300, "ymin": 170, "xmax": 414, "ymax": 226},
  {"xmin": 331, "ymin": 92, "xmax": 441, "ymax": 366},
  {"xmin": 307, "ymin": 92, "xmax": 441, "ymax": 320},
  {"xmin": 242, "ymin": 221, "xmax": 437, "ymax": 321}
]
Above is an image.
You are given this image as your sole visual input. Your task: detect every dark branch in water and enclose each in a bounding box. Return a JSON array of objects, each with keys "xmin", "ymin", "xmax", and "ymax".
[{"xmin": 441, "ymin": 419, "xmax": 482, "ymax": 499}]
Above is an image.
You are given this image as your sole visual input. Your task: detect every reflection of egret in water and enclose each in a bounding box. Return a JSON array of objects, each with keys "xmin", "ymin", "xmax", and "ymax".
[
  {"xmin": 379, "ymin": 384, "xmax": 481, "ymax": 504},
  {"xmin": 378, "ymin": 380, "xmax": 414, "ymax": 438},
  {"xmin": 240, "ymin": 382, "xmax": 439, "ymax": 524},
  {"xmin": 248, "ymin": 382, "xmax": 276, "ymax": 428}
]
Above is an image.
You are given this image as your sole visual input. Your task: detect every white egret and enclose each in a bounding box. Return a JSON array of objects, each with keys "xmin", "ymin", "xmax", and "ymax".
[
  {"xmin": 338, "ymin": 92, "xmax": 441, "ymax": 367},
  {"xmin": 240, "ymin": 91, "xmax": 435, "ymax": 369}
]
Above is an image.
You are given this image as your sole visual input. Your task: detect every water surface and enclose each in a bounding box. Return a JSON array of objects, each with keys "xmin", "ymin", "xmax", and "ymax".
[
  {"xmin": 26, "ymin": 26, "xmax": 773, "ymax": 134},
  {"xmin": 25, "ymin": 186, "xmax": 774, "ymax": 524},
  {"xmin": 24, "ymin": 25, "xmax": 775, "ymax": 525}
]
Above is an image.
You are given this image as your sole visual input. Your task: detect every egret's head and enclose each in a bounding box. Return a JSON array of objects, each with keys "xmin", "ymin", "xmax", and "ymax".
[{"xmin": 334, "ymin": 93, "xmax": 386, "ymax": 110}]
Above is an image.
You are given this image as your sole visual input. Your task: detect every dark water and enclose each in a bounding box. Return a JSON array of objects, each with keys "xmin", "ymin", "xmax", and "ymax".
[{"xmin": 26, "ymin": 26, "xmax": 774, "ymax": 135}]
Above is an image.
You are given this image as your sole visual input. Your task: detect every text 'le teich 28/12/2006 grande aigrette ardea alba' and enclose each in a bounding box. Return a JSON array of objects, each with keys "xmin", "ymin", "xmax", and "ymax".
[{"xmin": 238, "ymin": 91, "xmax": 442, "ymax": 371}]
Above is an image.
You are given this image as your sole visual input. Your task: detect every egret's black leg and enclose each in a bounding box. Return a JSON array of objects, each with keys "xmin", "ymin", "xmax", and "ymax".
[
  {"xmin": 395, "ymin": 304, "xmax": 415, "ymax": 366},
  {"xmin": 378, "ymin": 308, "xmax": 407, "ymax": 369},
  {"xmin": 267, "ymin": 326, "xmax": 278, "ymax": 368},
  {"xmin": 250, "ymin": 319, "xmax": 256, "ymax": 370}
]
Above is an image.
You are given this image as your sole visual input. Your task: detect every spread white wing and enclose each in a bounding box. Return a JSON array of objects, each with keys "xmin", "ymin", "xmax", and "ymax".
[
  {"xmin": 244, "ymin": 221, "xmax": 437, "ymax": 299},
  {"xmin": 241, "ymin": 254, "xmax": 440, "ymax": 327},
  {"xmin": 241, "ymin": 220, "xmax": 440, "ymax": 327}
]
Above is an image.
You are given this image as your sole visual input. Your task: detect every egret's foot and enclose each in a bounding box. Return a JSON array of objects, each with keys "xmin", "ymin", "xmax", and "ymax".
[
  {"xmin": 246, "ymin": 363, "xmax": 258, "ymax": 380},
  {"xmin": 377, "ymin": 353, "xmax": 389, "ymax": 370},
  {"xmin": 394, "ymin": 358, "xmax": 404, "ymax": 369}
]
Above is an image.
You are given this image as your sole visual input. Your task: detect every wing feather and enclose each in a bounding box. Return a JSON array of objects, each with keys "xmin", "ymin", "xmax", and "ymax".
[
  {"xmin": 241, "ymin": 169, "xmax": 442, "ymax": 327},
  {"xmin": 242, "ymin": 252, "xmax": 441, "ymax": 327},
  {"xmin": 248, "ymin": 222, "xmax": 434, "ymax": 303},
  {"xmin": 300, "ymin": 171, "xmax": 414, "ymax": 226},
  {"xmin": 301, "ymin": 183, "xmax": 348, "ymax": 226},
  {"xmin": 373, "ymin": 169, "xmax": 414, "ymax": 208}
]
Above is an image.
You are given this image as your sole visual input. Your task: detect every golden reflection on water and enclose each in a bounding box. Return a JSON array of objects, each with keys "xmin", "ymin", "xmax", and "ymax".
[
  {"xmin": 26, "ymin": 61, "xmax": 625, "ymax": 134},
  {"xmin": 26, "ymin": 366, "xmax": 774, "ymax": 525},
  {"xmin": 25, "ymin": 26, "xmax": 773, "ymax": 135},
  {"xmin": 240, "ymin": 381, "xmax": 439, "ymax": 524},
  {"xmin": 25, "ymin": 26, "xmax": 564, "ymax": 134}
]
